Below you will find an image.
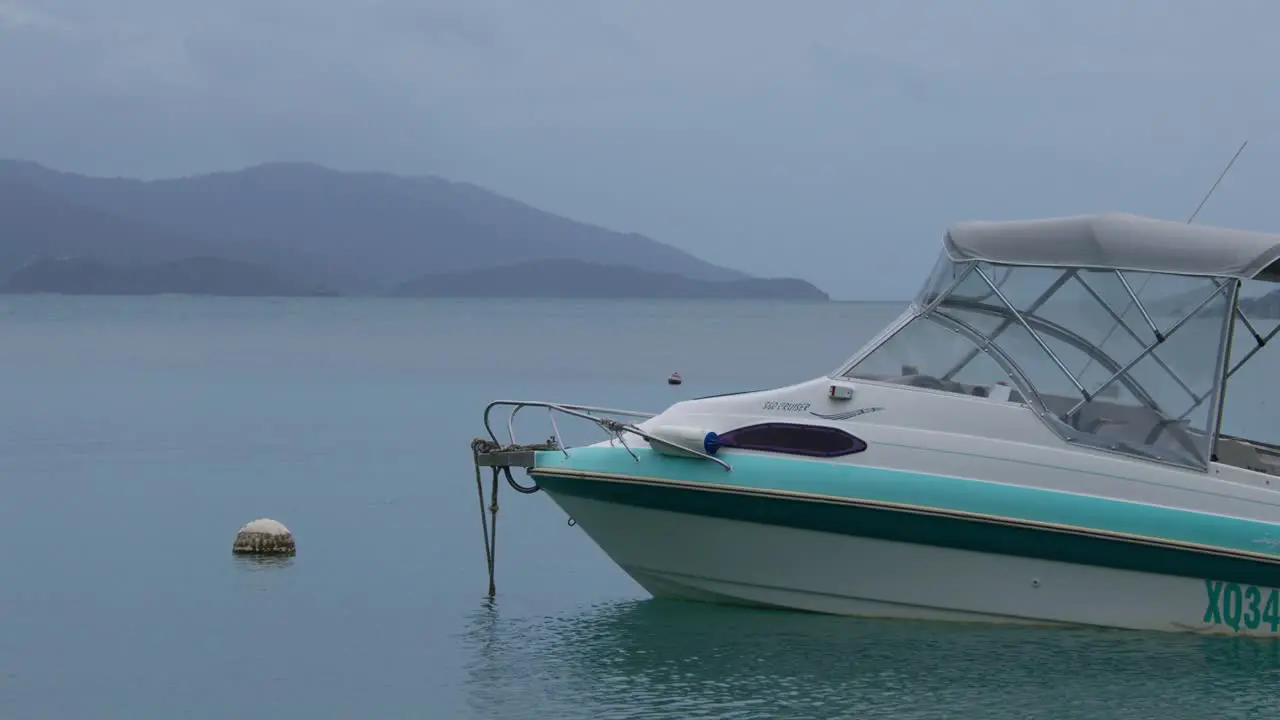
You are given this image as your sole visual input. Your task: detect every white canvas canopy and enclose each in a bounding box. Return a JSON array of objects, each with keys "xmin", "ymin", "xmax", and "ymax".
[{"xmin": 943, "ymin": 213, "xmax": 1280, "ymax": 282}]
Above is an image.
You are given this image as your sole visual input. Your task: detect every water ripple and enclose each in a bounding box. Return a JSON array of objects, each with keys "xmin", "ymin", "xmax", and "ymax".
[{"xmin": 461, "ymin": 598, "xmax": 1280, "ymax": 719}]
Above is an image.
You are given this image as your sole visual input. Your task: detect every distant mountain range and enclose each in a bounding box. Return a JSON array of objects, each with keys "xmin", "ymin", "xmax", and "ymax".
[
  {"xmin": 0, "ymin": 160, "xmax": 827, "ymax": 300},
  {"xmin": 1, "ymin": 257, "xmax": 336, "ymax": 297},
  {"xmin": 393, "ymin": 259, "xmax": 829, "ymax": 300},
  {"xmin": 1150, "ymin": 283, "xmax": 1280, "ymax": 319},
  {"xmin": 1240, "ymin": 291, "xmax": 1280, "ymax": 318}
]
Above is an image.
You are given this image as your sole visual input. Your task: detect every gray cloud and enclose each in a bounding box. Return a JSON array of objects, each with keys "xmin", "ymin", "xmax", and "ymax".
[{"xmin": 2, "ymin": 0, "xmax": 1279, "ymax": 298}]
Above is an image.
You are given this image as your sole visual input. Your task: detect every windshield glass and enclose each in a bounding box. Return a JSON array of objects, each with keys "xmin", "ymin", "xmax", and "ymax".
[
  {"xmin": 844, "ymin": 252, "xmax": 1236, "ymax": 469},
  {"xmin": 1218, "ymin": 279, "xmax": 1280, "ymax": 449}
]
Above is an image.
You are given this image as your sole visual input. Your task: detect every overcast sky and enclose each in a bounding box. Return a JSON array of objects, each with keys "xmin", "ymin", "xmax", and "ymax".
[{"xmin": 2, "ymin": 0, "xmax": 1279, "ymax": 299}]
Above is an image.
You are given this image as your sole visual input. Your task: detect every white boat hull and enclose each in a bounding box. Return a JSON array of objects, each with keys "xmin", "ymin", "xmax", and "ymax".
[{"xmin": 545, "ymin": 490, "xmax": 1280, "ymax": 636}]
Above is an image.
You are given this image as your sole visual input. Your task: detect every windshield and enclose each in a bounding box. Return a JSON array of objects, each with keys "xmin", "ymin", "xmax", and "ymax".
[
  {"xmin": 842, "ymin": 252, "xmax": 1238, "ymax": 469},
  {"xmin": 1217, "ymin": 279, "xmax": 1280, "ymax": 449}
]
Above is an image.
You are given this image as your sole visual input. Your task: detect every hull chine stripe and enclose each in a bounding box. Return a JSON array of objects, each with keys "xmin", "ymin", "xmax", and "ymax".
[{"xmin": 530, "ymin": 467, "xmax": 1280, "ymax": 587}]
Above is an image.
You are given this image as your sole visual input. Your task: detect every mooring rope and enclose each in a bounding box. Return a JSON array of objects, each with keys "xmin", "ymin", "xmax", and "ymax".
[
  {"xmin": 472, "ymin": 448, "xmax": 498, "ymax": 597},
  {"xmin": 470, "ymin": 438, "xmax": 561, "ymax": 596}
]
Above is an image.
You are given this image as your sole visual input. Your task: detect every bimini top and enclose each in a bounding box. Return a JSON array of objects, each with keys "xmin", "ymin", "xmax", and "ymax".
[{"xmin": 943, "ymin": 212, "xmax": 1280, "ymax": 282}]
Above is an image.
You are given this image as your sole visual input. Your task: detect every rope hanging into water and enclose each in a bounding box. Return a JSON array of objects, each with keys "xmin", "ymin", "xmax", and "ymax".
[
  {"xmin": 470, "ymin": 438, "xmax": 553, "ymax": 597},
  {"xmin": 473, "ymin": 458, "xmax": 499, "ymax": 597}
]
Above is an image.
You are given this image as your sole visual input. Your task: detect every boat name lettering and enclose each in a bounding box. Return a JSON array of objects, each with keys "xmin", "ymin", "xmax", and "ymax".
[
  {"xmin": 762, "ymin": 401, "xmax": 811, "ymax": 412},
  {"xmin": 1203, "ymin": 579, "xmax": 1280, "ymax": 632}
]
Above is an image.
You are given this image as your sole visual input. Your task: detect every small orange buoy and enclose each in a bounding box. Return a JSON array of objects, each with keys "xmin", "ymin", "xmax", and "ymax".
[{"xmin": 668, "ymin": 372, "xmax": 683, "ymax": 386}]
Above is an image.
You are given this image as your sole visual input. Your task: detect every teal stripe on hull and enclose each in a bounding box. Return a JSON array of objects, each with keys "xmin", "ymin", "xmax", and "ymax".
[{"xmin": 531, "ymin": 447, "xmax": 1280, "ymax": 587}]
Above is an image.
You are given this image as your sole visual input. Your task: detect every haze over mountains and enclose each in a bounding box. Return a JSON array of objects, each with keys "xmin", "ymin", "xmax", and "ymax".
[{"xmin": 0, "ymin": 160, "xmax": 827, "ymax": 300}]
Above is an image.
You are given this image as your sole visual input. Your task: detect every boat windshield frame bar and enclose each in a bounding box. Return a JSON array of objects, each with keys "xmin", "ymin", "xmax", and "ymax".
[
  {"xmin": 1235, "ymin": 304, "xmax": 1262, "ymax": 346},
  {"xmin": 937, "ymin": 262, "xmax": 1231, "ymax": 426},
  {"xmin": 1062, "ymin": 279, "xmax": 1230, "ymax": 419},
  {"xmin": 1117, "ymin": 271, "xmax": 1164, "ymax": 341},
  {"xmin": 940, "ymin": 269, "xmax": 1076, "ymax": 383},
  {"xmin": 1227, "ymin": 319, "xmax": 1280, "ymax": 381},
  {"xmin": 1071, "ymin": 272, "xmax": 1200, "ymax": 405},
  {"xmin": 928, "ymin": 310, "xmax": 1052, "ymax": 416},
  {"xmin": 1164, "ymin": 284, "xmax": 1280, "ymax": 426},
  {"xmin": 919, "ymin": 261, "xmax": 980, "ymax": 314},
  {"xmin": 936, "ymin": 294, "xmax": 1158, "ymax": 410},
  {"xmin": 972, "ymin": 265, "xmax": 1092, "ymax": 400},
  {"xmin": 1207, "ymin": 281, "xmax": 1242, "ymax": 462},
  {"xmin": 1224, "ymin": 299, "xmax": 1280, "ymax": 383}
]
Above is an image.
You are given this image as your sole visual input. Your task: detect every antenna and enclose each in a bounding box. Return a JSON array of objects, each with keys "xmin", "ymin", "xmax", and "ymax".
[{"xmin": 1187, "ymin": 140, "xmax": 1249, "ymax": 224}]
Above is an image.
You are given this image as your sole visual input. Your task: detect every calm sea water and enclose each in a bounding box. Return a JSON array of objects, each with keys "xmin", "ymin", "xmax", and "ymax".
[{"xmin": 0, "ymin": 296, "xmax": 1278, "ymax": 719}]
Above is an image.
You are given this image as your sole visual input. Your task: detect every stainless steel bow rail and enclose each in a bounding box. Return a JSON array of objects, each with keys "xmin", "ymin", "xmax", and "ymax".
[
  {"xmin": 470, "ymin": 400, "xmax": 656, "ymax": 598},
  {"xmin": 470, "ymin": 399, "xmax": 734, "ymax": 596}
]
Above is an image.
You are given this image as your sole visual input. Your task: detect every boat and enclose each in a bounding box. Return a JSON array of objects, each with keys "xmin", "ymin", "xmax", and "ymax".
[{"xmin": 471, "ymin": 212, "xmax": 1280, "ymax": 636}]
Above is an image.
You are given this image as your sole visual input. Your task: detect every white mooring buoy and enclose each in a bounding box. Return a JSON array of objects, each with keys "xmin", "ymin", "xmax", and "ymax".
[{"xmin": 232, "ymin": 518, "xmax": 296, "ymax": 555}]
